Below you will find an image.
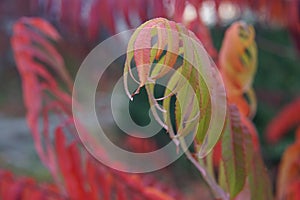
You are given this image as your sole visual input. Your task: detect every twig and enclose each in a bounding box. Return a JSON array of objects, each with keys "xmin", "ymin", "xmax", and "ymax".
[{"xmin": 179, "ymin": 138, "xmax": 229, "ymax": 200}]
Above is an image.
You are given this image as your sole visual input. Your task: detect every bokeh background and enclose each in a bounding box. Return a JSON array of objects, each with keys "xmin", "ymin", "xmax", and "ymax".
[{"xmin": 0, "ymin": 0, "xmax": 299, "ymax": 196}]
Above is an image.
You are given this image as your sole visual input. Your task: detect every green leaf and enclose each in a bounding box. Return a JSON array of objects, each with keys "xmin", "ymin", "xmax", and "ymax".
[
  {"xmin": 244, "ymin": 124, "xmax": 273, "ymax": 200},
  {"xmin": 218, "ymin": 160, "xmax": 227, "ymax": 191},
  {"xmin": 221, "ymin": 105, "xmax": 246, "ymax": 198}
]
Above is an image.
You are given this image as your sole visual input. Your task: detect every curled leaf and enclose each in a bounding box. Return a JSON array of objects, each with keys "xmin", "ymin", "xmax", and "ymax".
[
  {"xmin": 124, "ymin": 18, "xmax": 226, "ymax": 157},
  {"xmin": 219, "ymin": 21, "xmax": 257, "ymax": 118}
]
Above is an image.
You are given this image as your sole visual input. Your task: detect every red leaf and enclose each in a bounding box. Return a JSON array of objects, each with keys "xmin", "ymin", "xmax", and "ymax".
[
  {"xmin": 266, "ymin": 97, "xmax": 300, "ymax": 144},
  {"xmin": 276, "ymin": 129, "xmax": 300, "ymax": 200},
  {"xmin": 60, "ymin": 0, "xmax": 82, "ymax": 34},
  {"xmin": 87, "ymin": 0, "xmax": 102, "ymax": 41},
  {"xmin": 21, "ymin": 17, "xmax": 61, "ymax": 40},
  {"xmin": 186, "ymin": 17, "xmax": 217, "ymax": 60},
  {"xmin": 12, "ymin": 16, "xmax": 184, "ymax": 200}
]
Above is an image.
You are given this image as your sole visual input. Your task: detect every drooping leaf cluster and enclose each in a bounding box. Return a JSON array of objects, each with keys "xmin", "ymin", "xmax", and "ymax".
[
  {"xmin": 124, "ymin": 18, "xmax": 273, "ymax": 199},
  {"xmin": 124, "ymin": 18, "xmax": 226, "ymax": 158}
]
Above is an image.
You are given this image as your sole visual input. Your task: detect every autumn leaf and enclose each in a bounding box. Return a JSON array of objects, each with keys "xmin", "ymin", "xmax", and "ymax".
[
  {"xmin": 220, "ymin": 105, "xmax": 247, "ymax": 198},
  {"xmin": 219, "ymin": 21, "xmax": 257, "ymax": 118},
  {"xmin": 244, "ymin": 123, "xmax": 273, "ymax": 200},
  {"xmin": 12, "ymin": 17, "xmax": 185, "ymax": 200},
  {"xmin": 11, "ymin": 18, "xmax": 73, "ymax": 178},
  {"xmin": 124, "ymin": 17, "xmax": 226, "ymax": 157}
]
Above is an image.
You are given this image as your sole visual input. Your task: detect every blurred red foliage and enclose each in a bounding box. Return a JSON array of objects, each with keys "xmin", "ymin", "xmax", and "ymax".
[
  {"xmin": 10, "ymin": 17, "xmax": 183, "ymax": 200},
  {"xmin": 276, "ymin": 128, "xmax": 300, "ymax": 200},
  {"xmin": 5, "ymin": 0, "xmax": 296, "ymax": 198},
  {"xmin": 0, "ymin": 170, "xmax": 64, "ymax": 200},
  {"xmin": 266, "ymin": 97, "xmax": 300, "ymax": 144},
  {"xmin": 265, "ymin": 96, "xmax": 300, "ymax": 199},
  {"xmin": 26, "ymin": 0, "xmax": 300, "ymax": 54}
]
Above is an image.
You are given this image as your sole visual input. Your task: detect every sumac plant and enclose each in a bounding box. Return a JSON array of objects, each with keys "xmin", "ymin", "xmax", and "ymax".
[
  {"xmin": 10, "ymin": 17, "xmax": 183, "ymax": 200},
  {"xmin": 123, "ymin": 18, "xmax": 272, "ymax": 199},
  {"xmin": 11, "ymin": 15, "xmax": 295, "ymax": 200}
]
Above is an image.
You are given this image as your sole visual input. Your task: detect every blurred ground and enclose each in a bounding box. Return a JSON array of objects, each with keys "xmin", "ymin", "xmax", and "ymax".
[{"xmin": 0, "ymin": 116, "xmax": 51, "ymax": 181}]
